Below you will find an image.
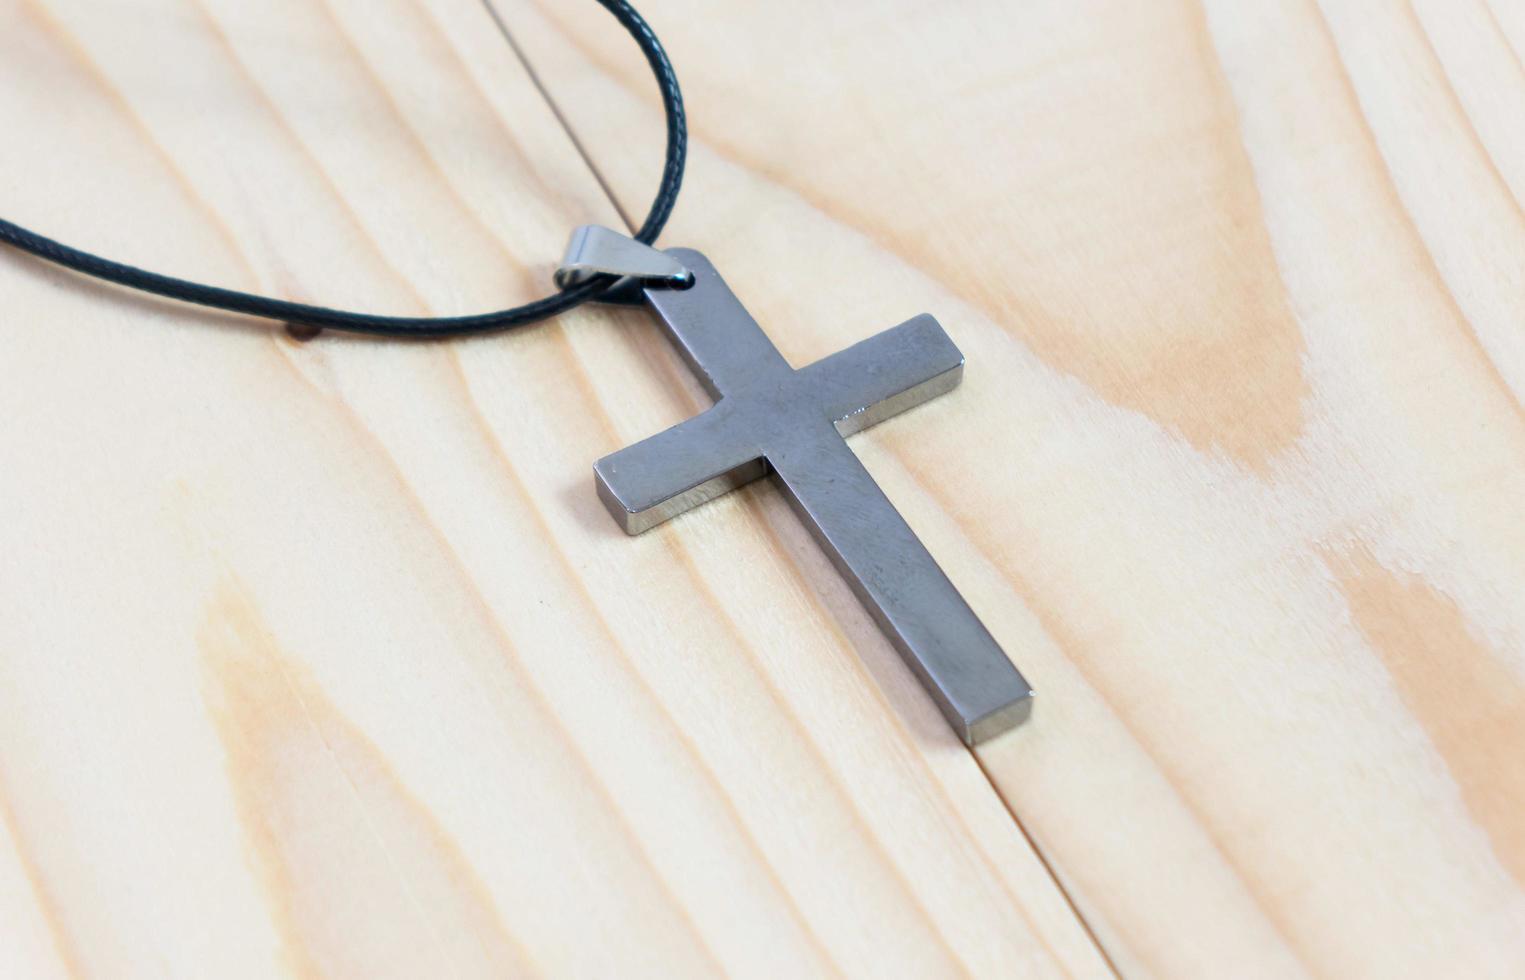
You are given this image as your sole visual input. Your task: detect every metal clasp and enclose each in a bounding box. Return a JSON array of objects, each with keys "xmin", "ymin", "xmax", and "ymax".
[{"xmin": 554, "ymin": 225, "xmax": 692, "ymax": 303}]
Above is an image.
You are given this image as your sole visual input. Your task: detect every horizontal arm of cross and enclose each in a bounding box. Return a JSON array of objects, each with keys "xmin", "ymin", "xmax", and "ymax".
[
  {"xmin": 595, "ymin": 401, "xmax": 764, "ymax": 534},
  {"xmin": 797, "ymin": 314, "xmax": 964, "ymax": 436}
]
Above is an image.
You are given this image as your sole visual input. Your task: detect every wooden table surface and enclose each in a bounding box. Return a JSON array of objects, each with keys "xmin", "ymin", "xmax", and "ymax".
[{"xmin": 4, "ymin": 0, "xmax": 1525, "ymax": 976}]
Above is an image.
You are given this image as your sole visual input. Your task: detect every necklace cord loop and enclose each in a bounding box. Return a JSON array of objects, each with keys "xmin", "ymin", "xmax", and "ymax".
[{"xmin": 0, "ymin": 0, "xmax": 685, "ymax": 339}]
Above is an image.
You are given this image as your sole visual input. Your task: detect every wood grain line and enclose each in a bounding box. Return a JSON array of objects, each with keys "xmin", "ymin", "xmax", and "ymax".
[
  {"xmin": 180, "ymin": 0, "xmax": 436, "ymax": 315},
  {"xmin": 1401, "ymin": 0, "xmax": 1525, "ymax": 225},
  {"xmin": 21, "ymin": 0, "xmax": 271, "ymax": 295},
  {"xmin": 393, "ymin": 0, "xmax": 602, "ymax": 232},
  {"xmin": 300, "ymin": 0, "xmax": 540, "ymax": 291},
  {"xmin": 654, "ymin": 520, "xmax": 978, "ymax": 977},
  {"xmin": 441, "ymin": 343, "xmax": 848, "ymax": 976},
  {"xmin": 740, "ymin": 511, "xmax": 1077, "ymax": 974},
  {"xmin": 1481, "ymin": 0, "xmax": 1525, "ymax": 71},
  {"xmin": 0, "ymin": 789, "xmax": 82, "ymax": 978},
  {"xmin": 263, "ymin": 353, "xmax": 730, "ymax": 974},
  {"xmin": 886, "ymin": 442, "xmax": 1314, "ymax": 974},
  {"xmin": 200, "ymin": 577, "xmax": 540, "ymax": 979},
  {"xmin": 1306, "ymin": 0, "xmax": 1525, "ymax": 426},
  {"xmin": 474, "ymin": 0, "xmax": 638, "ymax": 233},
  {"xmin": 968, "ymin": 751, "xmax": 1123, "ymax": 980}
]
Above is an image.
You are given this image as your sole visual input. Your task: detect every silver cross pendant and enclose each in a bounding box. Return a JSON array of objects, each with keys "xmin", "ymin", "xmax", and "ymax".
[{"xmin": 559, "ymin": 228, "xmax": 1033, "ymax": 744}]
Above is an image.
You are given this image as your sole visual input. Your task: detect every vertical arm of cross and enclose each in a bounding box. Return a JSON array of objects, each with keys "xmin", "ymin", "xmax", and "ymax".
[
  {"xmin": 603, "ymin": 246, "xmax": 1032, "ymax": 742},
  {"xmin": 769, "ymin": 436, "xmax": 1034, "ymax": 744},
  {"xmin": 596, "ymin": 249, "xmax": 796, "ymax": 533},
  {"xmin": 787, "ymin": 315, "xmax": 1030, "ymax": 742},
  {"xmin": 645, "ymin": 249, "xmax": 793, "ymax": 399}
]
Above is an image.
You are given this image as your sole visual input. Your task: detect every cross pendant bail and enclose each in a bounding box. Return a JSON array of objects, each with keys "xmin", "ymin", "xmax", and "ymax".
[{"xmin": 596, "ymin": 248, "xmax": 1033, "ymax": 744}]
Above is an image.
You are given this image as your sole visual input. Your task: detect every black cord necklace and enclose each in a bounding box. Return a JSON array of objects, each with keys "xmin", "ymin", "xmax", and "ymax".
[
  {"xmin": 0, "ymin": 0, "xmax": 685, "ymax": 338},
  {"xmin": 0, "ymin": 3, "xmax": 1037, "ymax": 744}
]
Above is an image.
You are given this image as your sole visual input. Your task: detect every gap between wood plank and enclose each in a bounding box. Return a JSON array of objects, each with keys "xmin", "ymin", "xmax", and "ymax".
[
  {"xmin": 473, "ymin": 2, "xmax": 1121, "ymax": 972},
  {"xmin": 971, "ymin": 753, "xmax": 1122, "ymax": 978},
  {"xmin": 478, "ymin": 0, "xmax": 638, "ymax": 235}
]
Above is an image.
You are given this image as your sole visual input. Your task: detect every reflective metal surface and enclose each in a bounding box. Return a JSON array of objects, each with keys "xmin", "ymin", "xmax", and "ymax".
[
  {"xmin": 596, "ymin": 249, "xmax": 1033, "ymax": 744},
  {"xmin": 554, "ymin": 224, "xmax": 693, "ymax": 294}
]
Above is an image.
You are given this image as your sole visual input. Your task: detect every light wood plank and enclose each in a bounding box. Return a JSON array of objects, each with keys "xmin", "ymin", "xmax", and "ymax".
[
  {"xmin": 0, "ymin": 0, "xmax": 1105, "ymax": 976},
  {"xmin": 501, "ymin": 0, "xmax": 1525, "ymax": 976}
]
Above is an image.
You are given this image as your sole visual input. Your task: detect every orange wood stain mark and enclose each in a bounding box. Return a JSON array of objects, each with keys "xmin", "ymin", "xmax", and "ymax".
[
  {"xmin": 531, "ymin": 0, "xmax": 1309, "ymax": 470},
  {"xmin": 0, "ymin": 789, "xmax": 84, "ymax": 978},
  {"xmin": 1333, "ymin": 549, "xmax": 1525, "ymax": 887},
  {"xmin": 962, "ymin": 0, "xmax": 1309, "ymax": 471},
  {"xmin": 198, "ymin": 581, "xmax": 536, "ymax": 979}
]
